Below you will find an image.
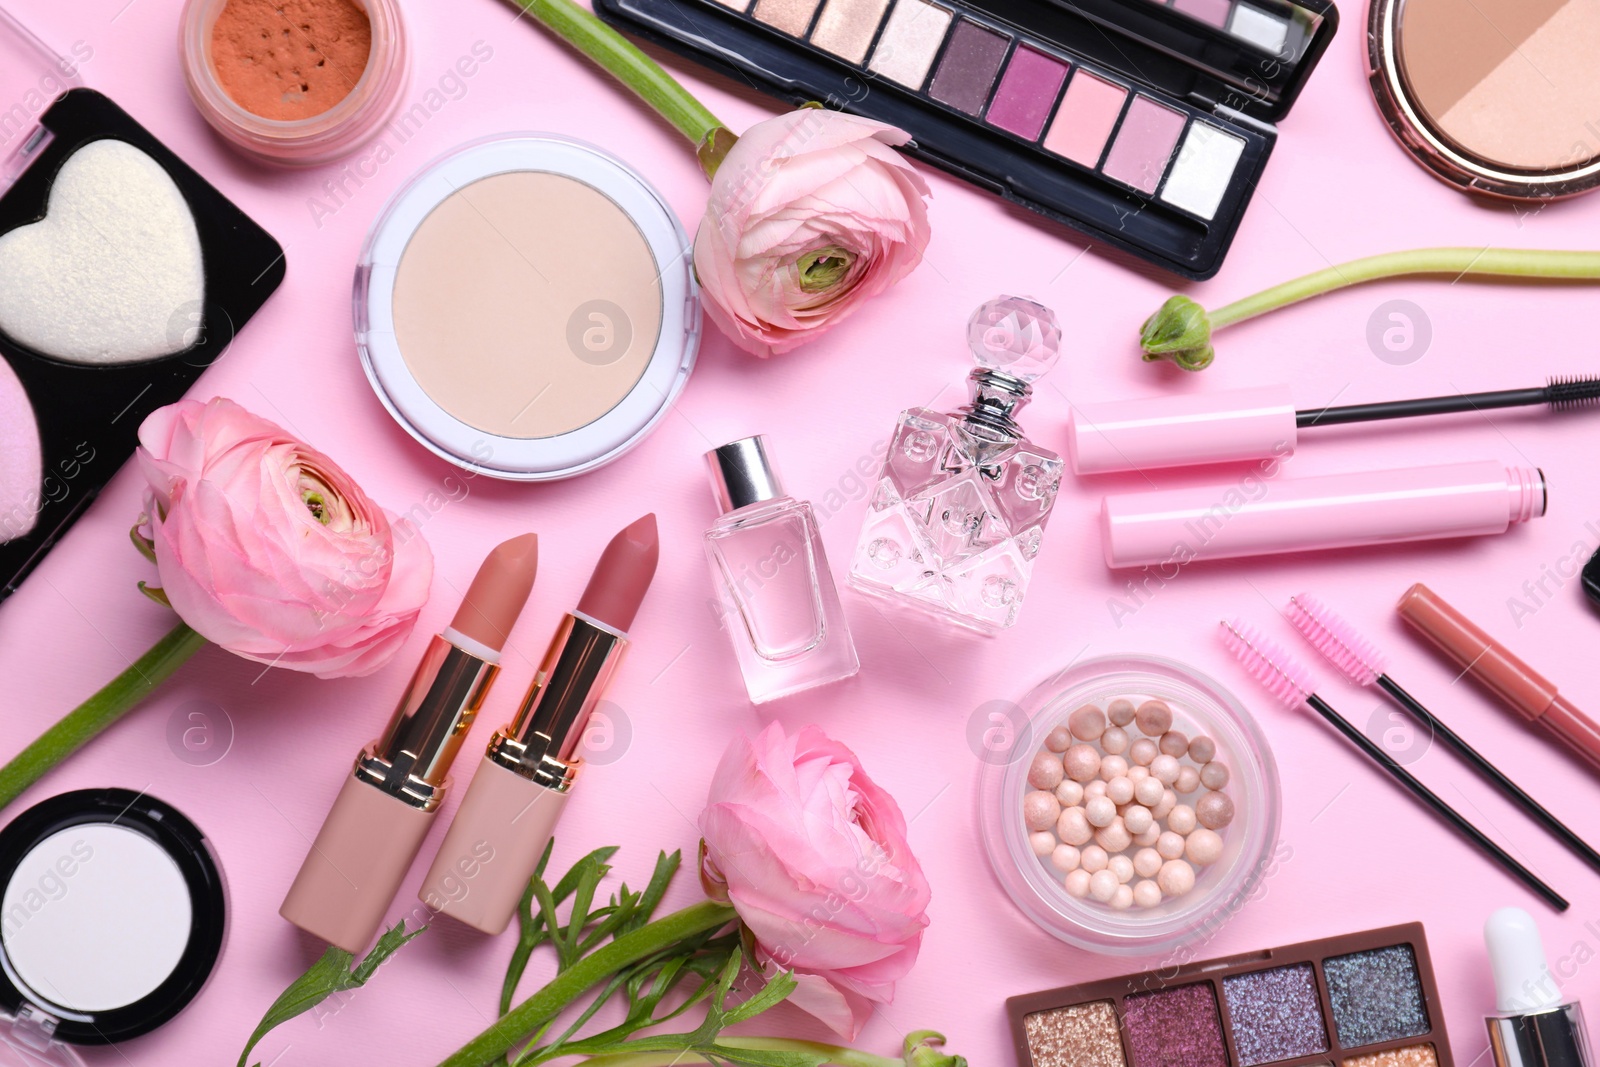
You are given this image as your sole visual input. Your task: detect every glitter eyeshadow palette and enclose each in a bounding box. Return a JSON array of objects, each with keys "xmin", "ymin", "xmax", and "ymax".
[
  {"xmin": 594, "ymin": 0, "xmax": 1338, "ymax": 278},
  {"xmin": 0, "ymin": 86, "xmax": 285, "ymax": 598},
  {"xmin": 1007, "ymin": 923, "xmax": 1453, "ymax": 1067}
]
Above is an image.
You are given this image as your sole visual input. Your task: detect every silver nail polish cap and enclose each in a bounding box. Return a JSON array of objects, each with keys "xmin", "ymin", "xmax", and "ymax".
[{"xmin": 706, "ymin": 436, "xmax": 784, "ymax": 514}]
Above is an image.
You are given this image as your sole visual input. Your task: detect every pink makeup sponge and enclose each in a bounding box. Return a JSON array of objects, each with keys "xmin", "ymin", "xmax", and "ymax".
[{"xmin": 0, "ymin": 357, "xmax": 41, "ymax": 543}]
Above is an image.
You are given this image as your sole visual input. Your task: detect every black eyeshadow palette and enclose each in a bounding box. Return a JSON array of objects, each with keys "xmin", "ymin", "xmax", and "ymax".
[
  {"xmin": 0, "ymin": 89, "xmax": 285, "ymax": 598},
  {"xmin": 595, "ymin": 0, "xmax": 1337, "ymax": 278}
]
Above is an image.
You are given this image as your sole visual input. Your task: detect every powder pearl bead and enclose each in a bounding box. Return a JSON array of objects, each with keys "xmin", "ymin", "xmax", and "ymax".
[
  {"xmin": 1051, "ymin": 844, "xmax": 1082, "ymax": 873},
  {"xmin": 1095, "ymin": 820, "xmax": 1131, "ymax": 854},
  {"xmin": 1054, "ymin": 779, "xmax": 1085, "ymax": 807},
  {"xmin": 1167, "ymin": 804, "xmax": 1197, "ymax": 835},
  {"xmin": 1133, "ymin": 879, "xmax": 1163, "ymax": 909},
  {"xmin": 1133, "ymin": 848, "xmax": 1163, "ymax": 878},
  {"xmin": 1200, "ymin": 761, "xmax": 1231, "ymax": 790},
  {"xmin": 1150, "ymin": 754, "xmax": 1181, "ymax": 785},
  {"xmin": 1100, "ymin": 726, "xmax": 1130, "ymax": 756},
  {"xmin": 1135, "ymin": 699, "xmax": 1173, "ymax": 737},
  {"xmin": 1069, "ymin": 704, "xmax": 1107, "ymax": 742},
  {"xmin": 1188, "ymin": 735, "xmax": 1216, "ymax": 763},
  {"xmin": 1157, "ymin": 859, "xmax": 1195, "ymax": 896},
  {"xmin": 1132, "ymin": 824, "xmax": 1161, "ymax": 847},
  {"xmin": 1134, "ymin": 777, "xmax": 1165, "ymax": 807},
  {"xmin": 1108, "ymin": 698, "xmax": 1136, "ymax": 726},
  {"xmin": 1080, "ymin": 845, "xmax": 1109, "ymax": 873},
  {"xmin": 1099, "ymin": 755, "xmax": 1129, "ymax": 782},
  {"xmin": 1128, "ymin": 765, "xmax": 1150, "ymax": 783},
  {"xmin": 1089, "ymin": 869, "xmax": 1119, "ymax": 902},
  {"xmin": 1045, "ymin": 726, "xmax": 1073, "ymax": 753},
  {"xmin": 1085, "ymin": 796, "xmax": 1117, "ymax": 828},
  {"xmin": 1151, "ymin": 789, "xmax": 1177, "ymax": 821},
  {"xmin": 1108, "ymin": 853, "xmax": 1134, "ymax": 884},
  {"xmin": 1028, "ymin": 750, "xmax": 1065, "ymax": 790},
  {"xmin": 1024, "ymin": 791, "xmax": 1062, "ymax": 831},
  {"xmin": 1175, "ymin": 767, "xmax": 1201, "ymax": 795},
  {"xmin": 1084, "ymin": 780, "xmax": 1108, "ymax": 800},
  {"xmin": 1030, "ymin": 831, "xmax": 1056, "ymax": 857},
  {"xmin": 1186, "ymin": 828, "xmax": 1224, "ymax": 866},
  {"xmin": 1156, "ymin": 830, "xmax": 1186, "ymax": 860},
  {"xmin": 1065, "ymin": 744, "xmax": 1101, "ymax": 783},
  {"xmin": 1130, "ymin": 739, "xmax": 1158, "ymax": 767},
  {"xmin": 1123, "ymin": 805, "xmax": 1153, "ymax": 836},
  {"xmin": 1196, "ymin": 790, "xmax": 1235, "ymax": 830},
  {"xmin": 1159, "ymin": 731, "xmax": 1189, "ymax": 758},
  {"xmin": 1057, "ymin": 807, "xmax": 1093, "ymax": 846},
  {"xmin": 1105, "ymin": 776, "xmax": 1135, "ymax": 806},
  {"xmin": 1110, "ymin": 884, "xmax": 1135, "ymax": 911},
  {"xmin": 1064, "ymin": 869, "xmax": 1091, "ymax": 898}
]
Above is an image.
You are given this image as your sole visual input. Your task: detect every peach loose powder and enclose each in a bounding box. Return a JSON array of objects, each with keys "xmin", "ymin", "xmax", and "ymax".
[{"xmin": 209, "ymin": 0, "xmax": 372, "ymax": 121}]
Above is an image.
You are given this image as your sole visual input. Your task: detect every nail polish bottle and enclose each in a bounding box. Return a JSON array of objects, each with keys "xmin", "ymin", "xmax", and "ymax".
[
  {"xmin": 704, "ymin": 436, "xmax": 858, "ymax": 703},
  {"xmin": 849, "ymin": 295, "xmax": 1064, "ymax": 634}
]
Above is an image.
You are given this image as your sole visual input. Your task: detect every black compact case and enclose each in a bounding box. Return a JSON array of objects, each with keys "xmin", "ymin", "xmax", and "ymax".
[
  {"xmin": 0, "ymin": 89, "xmax": 285, "ymax": 598},
  {"xmin": 595, "ymin": 0, "xmax": 1337, "ymax": 278}
]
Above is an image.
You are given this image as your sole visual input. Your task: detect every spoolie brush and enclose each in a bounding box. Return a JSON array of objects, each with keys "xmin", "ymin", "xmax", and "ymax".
[
  {"xmin": 1287, "ymin": 593, "xmax": 1600, "ymax": 876},
  {"xmin": 1219, "ymin": 618, "xmax": 1568, "ymax": 912},
  {"xmin": 1298, "ymin": 375, "xmax": 1600, "ymax": 427}
]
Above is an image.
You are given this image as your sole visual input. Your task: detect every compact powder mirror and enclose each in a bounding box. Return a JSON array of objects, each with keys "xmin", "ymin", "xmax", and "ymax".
[
  {"xmin": 0, "ymin": 789, "xmax": 226, "ymax": 1057},
  {"xmin": 1368, "ymin": 0, "xmax": 1600, "ymax": 199},
  {"xmin": 355, "ymin": 134, "xmax": 700, "ymax": 480}
]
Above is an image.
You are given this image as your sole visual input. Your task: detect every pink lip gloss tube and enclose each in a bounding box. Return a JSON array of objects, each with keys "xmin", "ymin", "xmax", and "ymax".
[{"xmin": 1101, "ymin": 460, "xmax": 1545, "ymax": 568}]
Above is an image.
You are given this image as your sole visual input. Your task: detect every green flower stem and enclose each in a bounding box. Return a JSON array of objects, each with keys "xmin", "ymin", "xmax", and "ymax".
[
  {"xmin": 0, "ymin": 621, "xmax": 206, "ymax": 812},
  {"xmin": 580, "ymin": 1038, "xmax": 897, "ymax": 1067},
  {"xmin": 1207, "ymin": 247, "xmax": 1600, "ymax": 331},
  {"xmin": 497, "ymin": 0, "xmax": 729, "ymax": 172},
  {"xmin": 437, "ymin": 901, "xmax": 738, "ymax": 1067}
]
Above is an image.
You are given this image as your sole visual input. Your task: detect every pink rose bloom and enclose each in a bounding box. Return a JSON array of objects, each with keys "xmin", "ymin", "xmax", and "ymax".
[
  {"xmin": 136, "ymin": 398, "xmax": 433, "ymax": 678},
  {"xmin": 699, "ymin": 722, "xmax": 932, "ymax": 1039},
  {"xmin": 694, "ymin": 110, "xmax": 931, "ymax": 358}
]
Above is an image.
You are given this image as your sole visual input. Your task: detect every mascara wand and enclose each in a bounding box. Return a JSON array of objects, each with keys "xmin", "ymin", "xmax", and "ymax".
[
  {"xmin": 1286, "ymin": 594, "xmax": 1600, "ymax": 877},
  {"xmin": 1219, "ymin": 618, "xmax": 1568, "ymax": 912},
  {"xmin": 1298, "ymin": 375, "xmax": 1600, "ymax": 427}
]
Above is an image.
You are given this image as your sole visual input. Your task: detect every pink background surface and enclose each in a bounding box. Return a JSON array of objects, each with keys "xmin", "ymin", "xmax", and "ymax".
[{"xmin": 2, "ymin": 0, "xmax": 1599, "ymax": 1063}]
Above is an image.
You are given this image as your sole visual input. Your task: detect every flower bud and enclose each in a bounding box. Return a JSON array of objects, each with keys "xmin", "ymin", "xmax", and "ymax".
[
  {"xmin": 905, "ymin": 1030, "xmax": 967, "ymax": 1067},
  {"xmin": 1139, "ymin": 295, "xmax": 1215, "ymax": 371}
]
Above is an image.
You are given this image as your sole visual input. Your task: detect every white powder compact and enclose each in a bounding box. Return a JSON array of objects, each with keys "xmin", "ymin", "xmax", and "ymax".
[{"xmin": 0, "ymin": 789, "xmax": 226, "ymax": 1061}]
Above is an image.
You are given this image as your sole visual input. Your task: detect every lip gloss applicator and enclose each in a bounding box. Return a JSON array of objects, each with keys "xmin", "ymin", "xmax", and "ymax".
[
  {"xmin": 281, "ymin": 533, "xmax": 540, "ymax": 952},
  {"xmin": 420, "ymin": 514, "xmax": 659, "ymax": 935}
]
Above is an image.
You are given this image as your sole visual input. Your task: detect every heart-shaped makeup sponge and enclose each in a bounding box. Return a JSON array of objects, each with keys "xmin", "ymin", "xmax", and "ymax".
[
  {"xmin": 0, "ymin": 139, "xmax": 205, "ymax": 365},
  {"xmin": 0, "ymin": 357, "xmax": 41, "ymax": 544}
]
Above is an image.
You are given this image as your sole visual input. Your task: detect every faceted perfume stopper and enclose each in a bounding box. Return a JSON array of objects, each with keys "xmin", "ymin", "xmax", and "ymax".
[{"xmin": 967, "ymin": 296, "xmax": 1061, "ymax": 382}]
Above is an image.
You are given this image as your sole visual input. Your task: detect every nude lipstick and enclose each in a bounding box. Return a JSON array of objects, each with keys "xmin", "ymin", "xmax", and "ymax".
[
  {"xmin": 420, "ymin": 514, "xmax": 658, "ymax": 934},
  {"xmin": 280, "ymin": 533, "xmax": 539, "ymax": 952}
]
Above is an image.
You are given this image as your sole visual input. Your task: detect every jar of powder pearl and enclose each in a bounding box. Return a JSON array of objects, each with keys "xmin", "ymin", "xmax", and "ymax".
[
  {"xmin": 179, "ymin": 0, "xmax": 409, "ymax": 165},
  {"xmin": 978, "ymin": 654, "xmax": 1281, "ymax": 955}
]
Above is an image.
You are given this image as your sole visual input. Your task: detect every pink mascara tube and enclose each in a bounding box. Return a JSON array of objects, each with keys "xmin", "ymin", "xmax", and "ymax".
[{"xmin": 1102, "ymin": 460, "xmax": 1545, "ymax": 568}]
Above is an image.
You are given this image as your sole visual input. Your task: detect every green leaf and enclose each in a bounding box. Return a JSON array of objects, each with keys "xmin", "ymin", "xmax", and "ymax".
[
  {"xmin": 501, "ymin": 839, "xmax": 558, "ymax": 1016},
  {"xmin": 236, "ymin": 921, "xmax": 424, "ymax": 1067}
]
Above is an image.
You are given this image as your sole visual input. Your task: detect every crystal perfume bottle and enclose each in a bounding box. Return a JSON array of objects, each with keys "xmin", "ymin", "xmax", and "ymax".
[
  {"xmin": 704, "ymin": 436, "xmax": 859, "ymax": 703},
  {"xmin": 849, "ymin": 296, "xmax": 1064, "ymax": 634}
]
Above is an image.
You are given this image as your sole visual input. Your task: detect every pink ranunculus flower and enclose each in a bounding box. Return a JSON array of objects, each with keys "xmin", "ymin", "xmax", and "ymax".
[
  {"xmin": 694, "ymin": 109, "xmax": 932, "ymax": 358},
  {"xmin": 135, "ymin": 398, "xmax": 433, "ymax": 679},
  {"xmin": 698, "ymin": 722, "xmax": 932, "ymax": 1039}
]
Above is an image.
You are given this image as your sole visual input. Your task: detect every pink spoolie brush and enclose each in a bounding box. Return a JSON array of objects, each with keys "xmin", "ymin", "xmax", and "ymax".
[
  {"xmin": 1219, "ymin": 618, "xmax": 1568, "ymax": 912},
  {"xmin": 1287, "ymin": 593, "xmax": 1600, "ymax": 876}
]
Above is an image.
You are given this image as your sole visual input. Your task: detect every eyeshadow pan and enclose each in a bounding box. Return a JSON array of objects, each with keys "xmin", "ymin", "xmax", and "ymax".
[
  {"xmin": 1229, "ymin": 3, "xmax": 1289, "ymax": 52},
  {"xmin": 1101, "ymin": 95, "xmax": 1186, "ymax": 193},
  {"xmin": 1174, "ymin": 0, "xmax": 1232, "ymax": 27},
  {"xmin": 810, "ymin": 0, "xmax": 891, "ymax": 63},
  {"xmin": 1023, "ymin": 1001, "xmax": 1127, "ymax": 1067},
  {"xmin": 1124, "ymin": 982, "xmax": 1227, "ymax": 1067},
  {"xmin": 1345, "ymin": 1046, "xmax": 1440, "ymax": 1067},
  {"xmin": 986, "ymin": 46, "xmax": 1069, "ymax": 140},
  {"xmin": 867, "ymin": 0, "xmax": 952, "ymax": 89},
  {"xmin": 1160, "ymin": 122, "xmax": 1245, "ymax": 218},
  {"xmin": 1223, "ymin": 964, "xmax": 1330, "ymax": 1065},
  {"xmin": 928, "ymin": 19, "xmax": 1010, "ymax": 116},
  {"xmin": 1043, "ymin": 71, "xmax": 1127, "ymax": 166},
  {"xmin": 1324, "ymin": 945, "xmax": 1431, "ymax": 1047},
  {"xmin": 752, "ymin": 0, "xmax": 823, "ymax": 36}
]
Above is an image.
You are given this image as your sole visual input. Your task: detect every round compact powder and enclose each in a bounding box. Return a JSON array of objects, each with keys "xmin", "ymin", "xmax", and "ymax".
[
  {"xmin": 209, "ymin": 0, "xmax": 373, "ymax": 121},
  {"xmin": 1396, "ymin": 0, "xmax": 1600, "ymax": 170},
  {"xmin": 1, "ymin": 824, "xmax": 193, "ymax": 1012},
  {"xmin": 391, "ymin": 172, "xmax": 663, "ymax": 440}
]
